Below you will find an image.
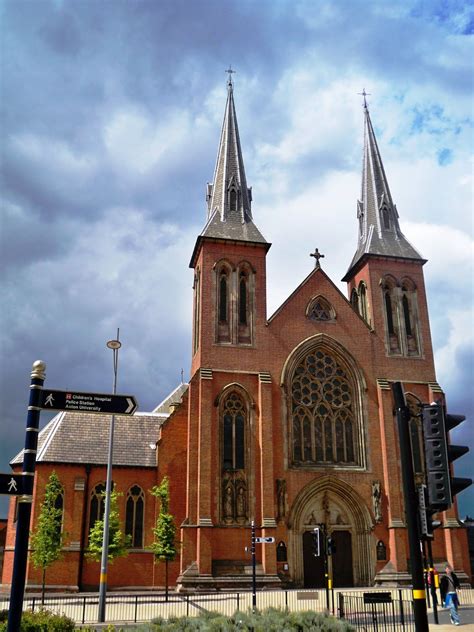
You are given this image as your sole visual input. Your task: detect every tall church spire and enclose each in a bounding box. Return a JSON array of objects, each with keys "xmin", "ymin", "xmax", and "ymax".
[
  {"xmin": 195, "ymin": 74, "xmax": 268, "ymax": 254},
  {"xmin": 343, "ymin": 100, "xmax": 424, "ymax": 280}
]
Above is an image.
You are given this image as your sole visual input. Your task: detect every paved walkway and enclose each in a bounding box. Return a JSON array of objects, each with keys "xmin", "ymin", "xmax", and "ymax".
[{"xmin": 428, "ymin": 605, "xmax": 474, "ymax": 630}]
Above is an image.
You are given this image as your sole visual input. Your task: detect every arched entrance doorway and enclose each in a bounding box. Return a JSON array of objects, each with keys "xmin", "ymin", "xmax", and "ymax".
[{"xmin": 288, "ymin": 476, "xmax": 374, "ymax": 587}]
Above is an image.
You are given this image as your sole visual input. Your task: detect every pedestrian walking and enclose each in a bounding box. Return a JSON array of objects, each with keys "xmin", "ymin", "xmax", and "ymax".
[{"xmin": 440, "ymin": 564, "xmax": 461, "ymax": 625}]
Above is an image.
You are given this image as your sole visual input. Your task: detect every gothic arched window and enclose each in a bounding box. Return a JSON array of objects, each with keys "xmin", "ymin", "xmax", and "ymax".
[
  {"xmin": 219, "ymin": 274, "xmax": 228, "ymax": 323},
  {"xmin": 216, "ymin": 262, "xmax": 232, "ymax": 343},
  {"xmin": 382, "ymin": 205, "xmax": 390, "ymax": 229},
  {"xmin": 277, "ymin": 541, "xmax": 287, "ymax": 562},
  {"xmin": 54, "ymin": 488, "xmax": 64, "ymax": 537},
  {"xmin": 290, "ymin": 349, "xmax": 359, "ymax": 466},
  {"xmin": 89, "ymin": 482, "xmax": 106, "ymax": 532},
  {"xmin": 358, "ymin": 282, "xmax": 368, "ymax": 322},
  {"xmin": 381, "ymin": 276, "xmax": 401, "ymax": 355},
  {"xmin": 125, "ymin": 485, "xmax": 145, "ymax": 548},
  {"xmin": 351, "ymin": 288, "xmax": 359, "ymax": 311},
  {"xmin": 401, "ymin": 278, "xmax": 420, "ymax": 356},
  {"xmin": 307, "ymin": 296, "xmax": 335, "ymax": 322},
  {"xmin": 193, "ymin": 269, "xmax": 200, "ymax": 354},
  {"xmin": 239, "ymin": 271, "xmax": 248, "ymax": 326},
  {"xmin": 220, "ymin": 389, "xmax": 249, "ymax": 525},
  {"xmin": 223, "ymin": 393, "xmax": 246, "ymax": 471}
]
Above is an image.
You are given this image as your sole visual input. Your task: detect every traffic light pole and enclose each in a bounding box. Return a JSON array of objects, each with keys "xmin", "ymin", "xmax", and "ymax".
[
  {"xmin": 426, "ymin": 538, "xmax": 439, "ymax": 624},
  {"xmin": 392, "ymin": 382, "xmax": 429, "ymax": 632}
]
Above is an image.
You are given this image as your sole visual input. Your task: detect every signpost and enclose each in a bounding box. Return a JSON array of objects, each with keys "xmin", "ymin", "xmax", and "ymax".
[
  {"xmin": 0, "ymin": 473, "xmax": 24, "ymax": 496},
  {"xmin": 250, "ymin": 524, "xmax": 275, "ymax": 611},
  {"xmin": 7, "ymin": 354, "xmax": 138, "ymax": 631},
  {"xmin": 40, "ymin": 389, "xmax": 137, "ymax": 415}
]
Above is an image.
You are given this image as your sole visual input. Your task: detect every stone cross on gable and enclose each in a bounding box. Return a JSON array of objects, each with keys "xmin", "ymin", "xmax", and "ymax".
[{"xmin": 310, "ymin": 248, "xmax": 325, "ymax": 269}]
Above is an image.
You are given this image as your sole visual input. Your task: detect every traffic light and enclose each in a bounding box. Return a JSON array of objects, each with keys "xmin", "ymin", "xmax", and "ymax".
[
  {"xmin": 422, "ymin": 403, "xmax": 472, "ymax": 512},
  {"xmin": 311, "ymin": 527, "xmax": 320, "ymax": 557},
  {"xmin": 417, "ymin": 484, "xmax": 442, "ymax": 539}
]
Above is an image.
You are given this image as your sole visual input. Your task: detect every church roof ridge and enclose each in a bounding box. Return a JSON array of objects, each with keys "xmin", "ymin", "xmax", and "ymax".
[{"xmin": 343, "ymin": 100, "xmax": 425, "ymax": 281}]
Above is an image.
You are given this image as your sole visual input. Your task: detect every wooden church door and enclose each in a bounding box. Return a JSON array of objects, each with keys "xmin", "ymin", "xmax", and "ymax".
[{"xmin": 331, "ymin": 530, "xmax": 354, "ymax": 587}]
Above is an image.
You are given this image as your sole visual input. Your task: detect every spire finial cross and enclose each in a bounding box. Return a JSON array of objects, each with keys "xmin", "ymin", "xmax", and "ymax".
[
  {"xmin": 225, "ymin": 65, "xmax": 236, "ymax": 87},
  {"xmin": 358, "ymin": 88, "xmax": 371, "ymax": 109},
  {"xmin": 310, "ymin": 248, "xmax": 325, "ymax": 269}
]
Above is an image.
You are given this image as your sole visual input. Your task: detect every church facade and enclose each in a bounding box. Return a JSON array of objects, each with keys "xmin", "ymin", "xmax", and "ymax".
[{"xmin": 2, "ymin": 81, "xmax": 470, "ymax": 592}]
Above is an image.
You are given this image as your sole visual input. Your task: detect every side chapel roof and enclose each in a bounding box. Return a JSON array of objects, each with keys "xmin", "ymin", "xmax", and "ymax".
[
  {"xmin": 11, "ymin": 384, "xmax": 188, "ymax": 468},
  {"xmin": 342, "ymin": 101, "xmax": 425, "ymax": 281}
]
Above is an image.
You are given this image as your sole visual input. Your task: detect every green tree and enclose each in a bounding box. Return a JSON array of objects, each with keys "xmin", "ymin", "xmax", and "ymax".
[
  {"xmin": 30, "ymin": 471, "xmax": 65, "ymax": 604},
  {"xmin": 86, "ymin": 489, "xmax": 130, "ymax": 563},
  {"xmin": 150, "ymin": 476, "xmax": 177, "ymax": 601}
]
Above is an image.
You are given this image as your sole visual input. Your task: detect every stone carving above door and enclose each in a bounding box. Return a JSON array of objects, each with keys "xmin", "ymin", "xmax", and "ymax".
[{"xmin": 303, "ymin": 490, "xmax": 349, "ymax": 527}]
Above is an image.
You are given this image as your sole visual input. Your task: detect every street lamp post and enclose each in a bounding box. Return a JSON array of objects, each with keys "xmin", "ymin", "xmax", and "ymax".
[{"xmin": 98, "ymin": 329, "xmax": 121, "ymax": 623}]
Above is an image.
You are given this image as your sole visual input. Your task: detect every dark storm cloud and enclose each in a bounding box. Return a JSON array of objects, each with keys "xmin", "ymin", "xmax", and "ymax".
[{"xmin": 1, "ymin": 0, "xmax": 472, "ymax": 521}]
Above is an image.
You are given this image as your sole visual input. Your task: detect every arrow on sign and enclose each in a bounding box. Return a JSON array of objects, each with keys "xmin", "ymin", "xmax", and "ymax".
[
  {"xmin": 255, "ymin": 537, "xmax": 275, "ymax": 544},
  {"xmin": 0, "ymin": 473, "xmax": 24, "ymax": 496},
  {"xmin": 40, "ymin": 389, "xmax": 138, "ymax": 415}
]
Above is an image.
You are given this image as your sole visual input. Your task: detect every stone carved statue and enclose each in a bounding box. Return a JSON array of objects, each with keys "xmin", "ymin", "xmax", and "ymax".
[
  {"xmin": 223, "ymin": 482, "xmax": 234, "ymax": 523},
  {"xmin": 372, "ymin": 480, "xmax": 383, "ymax": 523},
  {"xmin": 236, "ymin": 485, "xmax": 247, "ymax": 522},
  {"xmin": 276, "ymin": 479, "xmax": 287, "ymax": 521}
]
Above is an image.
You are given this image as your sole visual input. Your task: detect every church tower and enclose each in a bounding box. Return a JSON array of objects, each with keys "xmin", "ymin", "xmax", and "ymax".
[
  {"xmin": 342, "ymin": 97, "xmax": 432, "ymax": 362},
  {"xmin": 342, "ymin": 97, "xmax": 470, "ymax": 583},
  {"xmin": 180, "ymin": 76, "xmax": 275, "ymax": 590}
]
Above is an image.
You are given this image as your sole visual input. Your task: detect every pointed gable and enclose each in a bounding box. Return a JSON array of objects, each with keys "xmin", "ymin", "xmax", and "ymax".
[{"xmin": 343, "ymin": 103, "xmax": 425, "ymax": 281}]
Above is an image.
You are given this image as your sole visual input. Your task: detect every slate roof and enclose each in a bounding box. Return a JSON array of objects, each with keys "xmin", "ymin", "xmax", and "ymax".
[
  {"xmin": 191, "ymin": 78, "xmax": 268, "ymax": 266},
  {"xmin": 11, "ymin": 383, "xmax": 189, "ymax": 468},
  {"xmin": 343, "ymin": 105, "xmax": 425, "ymax": 280}
]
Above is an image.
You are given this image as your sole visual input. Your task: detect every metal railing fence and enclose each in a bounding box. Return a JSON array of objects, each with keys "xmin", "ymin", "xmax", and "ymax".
[{"xmin": 0, "ymin": 586, "xmax": 472, "ymax": 626}]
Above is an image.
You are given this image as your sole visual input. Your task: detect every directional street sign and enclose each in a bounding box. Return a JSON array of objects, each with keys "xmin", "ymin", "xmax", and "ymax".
[
  {"xmin": 40, "ymin": 389, "xmax": 138, "ymax": 415},
  {"xmin": 0, "ymin": 473, "xmax": 24, "ymax": 496},
  {"xmin": 255, "ymin": 537, "xmax": 275, "ymax": 544}
]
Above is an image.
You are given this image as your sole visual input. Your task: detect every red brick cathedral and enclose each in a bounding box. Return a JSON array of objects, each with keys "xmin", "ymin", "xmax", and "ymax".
[{"xmin": 2, "ymin": 80, "xmax": 470, "ymax": 592}]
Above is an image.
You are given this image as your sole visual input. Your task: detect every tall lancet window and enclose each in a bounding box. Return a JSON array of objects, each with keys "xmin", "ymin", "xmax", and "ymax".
[
  {"xmin": 216, "ymin": 262, "xmax": 231, "ymax": 343},
  {"xmin": 125, "ymin": 485, "xmax": 144, "ymax": 548},
  {"xmin": 219, "ymin": 275, "xmax": 228, "ymax": 323},
  {"xmin": 193, "ymin": 269, "xmax": 200, "ymax": 355},
  {"xmin": 358, "ymin": 282, "xmax": 369, "ymax": 323},
  {"xmin": 89, "ymin": 482, "xmax": 107, "ymax": 533},
  {"xmin": 382, "ymin": 205, "xmax": 391, "ymax": 229},
  {"xmin": 237, "ymin": 262, "xmax": 253, "ymax": 345},
  {"xmin": 239, "ymin": 272, "xmax": 247, "ymax": 325},
  {"xmin": 351, "ymin": 288, "xmax": 359, "ymax": 312},
  {"xmin": 221, "ymin": 389, "xmax": 249, "ymax": 525},
  {"xmin": 381, "ymin": 276, "xmax": 400, "ymax": 355},
  {"xmin": 401, "ymin": 278, "xmax": 420, "ymax": 356},
  {"xmin": 230, "ymin": 188, "xmax": 238, "ymax": 213}
]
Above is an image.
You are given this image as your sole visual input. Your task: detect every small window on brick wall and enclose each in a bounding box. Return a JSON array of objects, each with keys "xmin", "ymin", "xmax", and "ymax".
[
  {"xmin": 306, "ymin": 296, "xmax": 335, "ymax": 322},
  {"xmin": 89, "ymin": 482, "xmax": 106, "ymax": 533},
  {"xmin": 125, "ymin": 485, "xmax": 144, "ymax": 548}
]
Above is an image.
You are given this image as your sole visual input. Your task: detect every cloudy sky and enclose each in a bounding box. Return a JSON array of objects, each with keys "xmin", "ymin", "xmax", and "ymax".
[{"xmin": 1, "ymin": 0, "xmax": 473, "ymax": 519}]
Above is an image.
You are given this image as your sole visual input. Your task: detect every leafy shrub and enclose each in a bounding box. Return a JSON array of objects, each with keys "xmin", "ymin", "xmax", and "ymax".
[
  {"xmin": 150, "ymin": 608, "xmax": 355, "ymax": 631},
  {"xmin": 0, "ymin": 608, "xmax": 75, "ymax": 631}
]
